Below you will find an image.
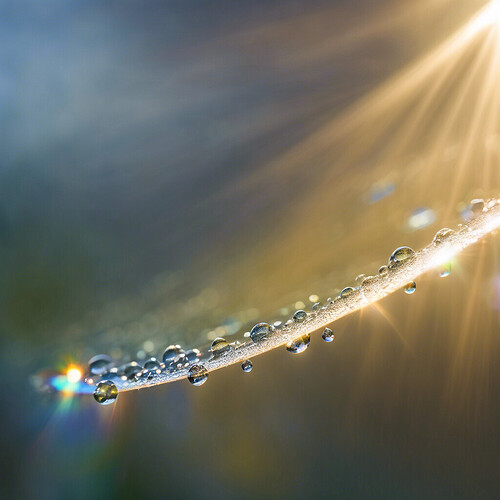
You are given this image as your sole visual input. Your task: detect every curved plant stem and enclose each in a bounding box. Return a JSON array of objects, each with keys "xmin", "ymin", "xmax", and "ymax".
[{"xmin": 112, "ymin": 202, "xmax": 500, "ymax": 392}]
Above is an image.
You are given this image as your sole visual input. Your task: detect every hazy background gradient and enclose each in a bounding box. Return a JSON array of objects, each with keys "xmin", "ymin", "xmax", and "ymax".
[{"xmin": 1, "ymin": 0, "xmax": 499, "ymax": 498}]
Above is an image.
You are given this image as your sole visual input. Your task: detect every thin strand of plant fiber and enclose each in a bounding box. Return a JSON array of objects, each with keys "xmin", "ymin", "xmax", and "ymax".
[{"xmin": 119, "ymin": 201, "xmax": 500, "ymax": 392}]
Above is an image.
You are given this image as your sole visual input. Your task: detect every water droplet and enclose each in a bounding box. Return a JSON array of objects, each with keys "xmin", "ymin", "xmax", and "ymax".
[
  {"xmin": 322, "ymin": 328, "xmax": 334, "ymax": 342},
  {"xmin": 176, "ymin": 354, "xmax": 190, "ymax": 368},
  {"xmin": 356, "ymin": 274, "xmax": 366, "ymax": 284},
  {"xmin": 312, "ymin": 302, "xmax": 322, "ymax": 312},
  {"xmin": 124, "ymin": 362, "xmax": 142, "ymax": 380},
  {"xmin": 405, "ymin": 281, "xmax": 416, "ymax": 294},
  {"xmin": 340, "ymin": 287, "xmax": 354, "ymax": 298},
  {"xmin": 388, "ymin": 246, "xmax": 415, "ymax": 268},
  {"xmin": 470, "ymin": 198, "xmax": 484, "ymax": 216},
  {"xmin": 93, "ymin": 381, "xmax": 118, "ymax": 405},
  {"xmin": 379, "ymin": 265, "xmax": 389, "ymax": 275},
  {"xmin": 286, "ymin": 334, "xmax": 311, "ymax": 354},
  {"xmin": 361, "ymin": 275, "xmax": 377, "ymax": 286},
  {"xmin": 188, "ymin": 364, "xmax": 208, "ymax": 386},
  {"xmin": 185, "ymin": 349, "xmax": 201, "ymax": 362},
  {"xmin": 211, "ymin": 337, "xmax": 231, "ymax": 356},
  {"xmin": 143, "ymin": 358, "xmax": 161, "ymax": 370},
  {"xmin": 241, "ymin": 360, "xmax": 253, "ymax": 372},
  {"xmin": 293, "ymin": 310, "xmax": 307, "ymax": 323},
  {"xmin": 433, "ymin": 228, "xmax": 455, "ymax": 246},
  {"xmin": 250, "ymin": 322, "xmax": 272, "ymax": 342},
  {"xmin": 162, "ymin": 345, "xmax": 182, "ymax": 364},
  {"xmin": 439, "ymin": 263, "xmax": 451, "ymax": 277},
  {"xmin": 88, "ymin": 354, "xmax": 112, "ymax": 375}
]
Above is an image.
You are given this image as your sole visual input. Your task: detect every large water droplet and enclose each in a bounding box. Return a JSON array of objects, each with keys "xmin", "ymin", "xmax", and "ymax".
[
  {"xmin": 340, "ymin": 287, "xmax": 354, "ymax": 298},
  {"xmin": 405, "ymin": 281, "xmax": 416, "ymax": 294},
  {"xmin": 388, "ymin": 246, "xmax": 415, "ymax": 268},
  {"xmin": 322, "ymin": 328, "xmax": 334, "ymax": 342},
  {"xmin": 162, "ymin": 345, "xmax": 182, "ymax": 364},
  {"xmin": 286, "ymin": 334, "xmax": 310, "ymax": 354},
  {"xmin": 211, "ymin": 337, "xmax": 231, "ymax": 356},
  {"xmin": 250, "ymin": 322, "xmax": 272, "ymax": 342},
  {"xmin": 93, "ymin": 381, "xmax": 118, "ymax": 405},
  {"xmin": 188, "ymin": 365, "xmax": 208, "ymax": 386},
  {"xmin": 241, "ymin": 360, "xmax": 253, "ymax": 372},
  {"xmin": 293, "ymin": 310, "xmax": 307, "ymax": 323},
  {"xmin": 88, "ymin": 354, "xmax": 112, "ymax": 375},
  {"xmin": 433, "ymin": 228, "xmax": 455, "ymax": 246}
]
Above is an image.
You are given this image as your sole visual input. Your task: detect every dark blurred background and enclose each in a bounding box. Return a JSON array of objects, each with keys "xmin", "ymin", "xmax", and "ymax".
[{"xmin": 1, "ymin": 0, "xmax": 499, "ymax": 498}]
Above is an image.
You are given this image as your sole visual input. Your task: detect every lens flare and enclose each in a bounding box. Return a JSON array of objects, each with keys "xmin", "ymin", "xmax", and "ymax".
[{"xmin": 66, "ymin": 366, "xmax": 82, "ymax": 384}]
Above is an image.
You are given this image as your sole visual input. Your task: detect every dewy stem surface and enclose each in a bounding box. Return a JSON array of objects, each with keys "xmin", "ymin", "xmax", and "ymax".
[{"xmin": 109, "ymin": 201, "xmax": 500, "ymax": 393}]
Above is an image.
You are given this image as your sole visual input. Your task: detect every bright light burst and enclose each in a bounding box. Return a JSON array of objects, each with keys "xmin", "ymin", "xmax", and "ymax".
[
  {"xmin": 486, "ymin": 0, "xmax": 500, "ymax": 26},
  {"xmin": 66, "ymin": 366, "xmax": 82, "ymax": 384}
]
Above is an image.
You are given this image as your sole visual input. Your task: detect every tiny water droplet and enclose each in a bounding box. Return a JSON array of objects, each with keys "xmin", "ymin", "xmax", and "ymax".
[
  {"xmin": 340, "ymin": 287, "xmax": 354, "ymax": 298},
  {"xmin": 293, "ymin": 310, "xmax": 307, "ymax": 323},
  {"xmin": 250, "ymin": 322, "xmax": 272, "ymax": 342},
  {"xmin": 188, "ymin": 364, "xmax": 208, "ymax": 386},
  {"xmin": 93, "ymin": 381, "xmax": 118, "ymax": 405},
  {"xmin": 470, "ymin": 198, "xmax": 484, "ymax": 216},
  {"xmin": 361, "ymin": 275, "xmax": 377, "ymax": 286},
  {"xmin": 211, "ymin": 337, "xmax": 231, "ymax": 356},
  {"xmin": 356, "ymin": 274, "xmax": 366, "ymax": 284},
  {"xmin": 433, "ymin": 228, "xmax": 455, "ymax": 246},
  {"xmin": 88, "ymin": 354, "xmax": 112, "ymax": 375},
  {"xmin": 405, "ymin": 281, "xmax": 416, "ymax": 294},
  {"xmin": 176, "ymin": 354, "xmax": 190, "ymax": 368},
  {"xmin": 162, "ymin": 345, "xmax": 182, "ymax": 364},
  {"xmin": 312, "ymin": 302, "xmax": 322, "ymax": 312},
  {"xmin": 388, "ymin": 246, "xmax": 415, "ymax": 268},
  {"xmin": 241, "ymin": 360, "xmax": 253, "ymax": 372},
  {"xmin": 379, "ymin": 265, "xmax": 389, "ymax": 275},
  {"xmin": 322, "ymin": 328, "xmax": 334, "ymax": 342},
  {"xmin": 286, "ymin": 334, "xmax": 311, "ymax": 354}
]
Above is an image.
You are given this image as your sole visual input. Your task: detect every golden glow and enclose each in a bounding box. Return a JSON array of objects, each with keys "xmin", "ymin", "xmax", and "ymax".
[
  {"xmin": 485, "ymin": 1, "xmax": 500, "ymax": 27},
  {"xmin": 430, "ymin": 247, "xmax": 459, "ymax": 268},
  {"xmin": 66, "ymin": 366, "xmax": 82, "ymax": 384}
]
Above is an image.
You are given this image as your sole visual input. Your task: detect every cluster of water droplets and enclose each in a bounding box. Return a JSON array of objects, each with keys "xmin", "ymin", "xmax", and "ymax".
[{"xmin": 62, "ymin": 197, "xmax": 498, "ymax": 405}]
